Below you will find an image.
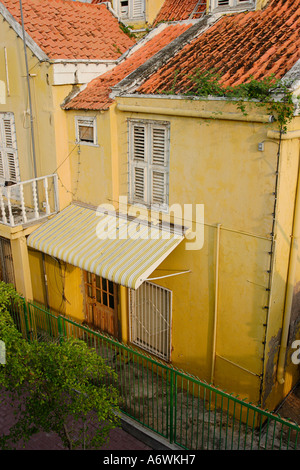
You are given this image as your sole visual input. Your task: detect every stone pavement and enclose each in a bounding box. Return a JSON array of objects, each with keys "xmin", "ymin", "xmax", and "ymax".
[{"xmin": 0, "ymin": 395, "xmax": 152, "ymax": 451}]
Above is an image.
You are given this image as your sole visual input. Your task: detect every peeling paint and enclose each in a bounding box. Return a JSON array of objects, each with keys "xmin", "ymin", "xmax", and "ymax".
[{"xmin": 263, "ymin": 329, "xmax": 282, "ymax": 406}]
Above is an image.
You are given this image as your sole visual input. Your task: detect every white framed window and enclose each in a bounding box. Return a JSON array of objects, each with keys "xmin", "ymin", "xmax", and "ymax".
[
  {"xmin": 213, "ymin": 0, "xmax": 254, "ymax": 9},
  {"xmin": 114, "ymin": 0, "xmax": 145, "ymax": 19},
  {"xmin": 128, "ymin": 119, "xmax": 170, "ymax": 211},
  {"xmin": 75, "ymin": 116, "xmax": 97, "ymax": 145},
  {"xmin": 129, "ymin": 281, "xmax": 172, "ymax": 361},
  {"xmin": 0, "ymin": 112, "xmax": 20, "ymax": 184}
]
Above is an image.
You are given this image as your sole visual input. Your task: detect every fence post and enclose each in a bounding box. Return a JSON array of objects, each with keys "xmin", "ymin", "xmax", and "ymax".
[
  {"xmin": 57, "ymin": 315, "xmax": 64, "ymax": 344},
  {"xmin": 23, "ymin": 299, "xmax": 31, "ymax": 341},
  {"xmin": 169, "ymin": 368, "xmax": 175, "ymax": 444}
]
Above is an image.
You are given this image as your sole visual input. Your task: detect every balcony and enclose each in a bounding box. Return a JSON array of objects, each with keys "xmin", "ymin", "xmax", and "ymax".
[{"xmin": 0, "ymin": 174, "xmax": 59, "ymax": 227}]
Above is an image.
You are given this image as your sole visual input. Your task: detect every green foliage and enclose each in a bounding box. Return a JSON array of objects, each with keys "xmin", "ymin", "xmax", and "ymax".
[
  {"xmin": 0, "ymin": 283, "xmax": 120, "ymax": 450},
  {"xmin": 119, "ymin": 22, "xmax": 136, "ymax": 39},
  {"xmin": 165, "ymin": 69, "xmax": 297, "ymax": 132}
]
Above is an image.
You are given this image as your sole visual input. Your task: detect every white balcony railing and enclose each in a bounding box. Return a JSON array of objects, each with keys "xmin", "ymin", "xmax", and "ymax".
[{"xmin": 0, "ymin": 174, "xmax": 59, "ymax": 227}]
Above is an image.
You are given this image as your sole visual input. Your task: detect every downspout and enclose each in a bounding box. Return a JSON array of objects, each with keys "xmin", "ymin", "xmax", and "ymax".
[
  {"xmin": 277, "ymin": 141, "xmax": 300, "ymax": 384},
  {"xmin": 19, "ymin": 0, "xmax": 37, "ymax": 179},
  {"xmin": 211, "ymin": 223, "xmax": 221, "ymax": 384}
]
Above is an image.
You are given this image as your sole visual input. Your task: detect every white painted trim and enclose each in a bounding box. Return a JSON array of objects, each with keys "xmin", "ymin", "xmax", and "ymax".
[
  {"xmin": 75, "ymin": 115, "xmax": 98, "ymax": 146},
  {"xmin": 52, "ymin": 62, "xmax": 116, "ymax": 86}
]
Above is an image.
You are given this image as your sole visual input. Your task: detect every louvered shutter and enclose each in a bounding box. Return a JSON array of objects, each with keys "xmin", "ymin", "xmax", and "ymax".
[
  {"xmin": 130, "ymin": 123, "xmax": 147, "ymax": 203},
  {"xmin": 150, "ymin": 126, "xmax": 168, "ymax": 207},
  {"xmin": 133, "ymin": 167, "xmax": 145, "ymax": 201},
  {"xmin": 133, "ymin": 125, "xmax": 146, "ymax": 162},
  {"xmin": 0, "ymin": 151, "xmax": 5, "ymax": 179},
  {"xmin": 131, "ymin": 0, "xmax": 144, "ymax": 18},
  {"xmin": 0, "ymin": 113, "xmax": 19, "ymax": 184},
  {"xmin": 129, "ymin": 120, "xmax": 169, "ymax": 208}
]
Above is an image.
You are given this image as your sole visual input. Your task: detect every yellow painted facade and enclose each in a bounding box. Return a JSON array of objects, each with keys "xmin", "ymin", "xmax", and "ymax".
[
  {"xmin": 0, "ymin": 18, "xmax": 72, "ymax": 298},
  {"xmin": 41, "ymin": 93, "xmax": 299, "ymax": 410},
  {"xmin": 0, "ymin": 0, "xmax": 299, "ymax": 414}
]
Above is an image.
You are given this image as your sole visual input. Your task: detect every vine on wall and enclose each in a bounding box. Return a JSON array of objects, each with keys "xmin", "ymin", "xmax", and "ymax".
[{"xmin": 163, "ymin": 69, "xmax": 299, "ymax": 132}]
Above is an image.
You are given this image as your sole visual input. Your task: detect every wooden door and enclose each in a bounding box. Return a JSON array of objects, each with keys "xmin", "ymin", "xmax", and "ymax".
[{"xmin": 84, "ymin": 272, "xmax": 119, "ymax": 339}]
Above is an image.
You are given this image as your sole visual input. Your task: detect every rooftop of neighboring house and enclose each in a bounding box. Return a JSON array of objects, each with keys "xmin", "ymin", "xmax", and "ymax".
[
  {"xmin": 134, "ymin": 0, "xmax": 300, "ymax": 95},
  {"xmin": 63, "ymin": 21, "xmax": 197, "ymax": 110},
  {"xmin": 154, "ymin": 0, "xmax": 207, "ymax": 25},
  {"xmin": 0, "ymin": 0, "xmax": 135, "ymax": 60}
]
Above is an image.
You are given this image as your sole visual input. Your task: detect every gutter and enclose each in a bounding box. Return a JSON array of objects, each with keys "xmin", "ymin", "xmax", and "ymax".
[
  {"xmin": 116, "ymin": 103, "xmax": 274, "ymax": 123},
  {"xmin": 277, "ymin": 140, "xmax": 300, "ymax": 384}
]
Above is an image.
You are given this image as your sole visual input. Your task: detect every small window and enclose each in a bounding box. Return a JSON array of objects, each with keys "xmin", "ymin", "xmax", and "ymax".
[
  {"xmin": 215, "ymin": 0, "xmax": 253, "ymax": 8},
  {"xmin": 117, "ymin": 0, "xmax": 145, "ymax": 19},
  {"xmin": 75, "ymin": 117, "xmax": 97, "ymax": 145}
]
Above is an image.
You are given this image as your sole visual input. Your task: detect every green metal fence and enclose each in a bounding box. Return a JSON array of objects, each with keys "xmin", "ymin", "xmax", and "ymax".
[{"xmin": 9, "ymin": 297, "xmax": 300, "ymax": 450}]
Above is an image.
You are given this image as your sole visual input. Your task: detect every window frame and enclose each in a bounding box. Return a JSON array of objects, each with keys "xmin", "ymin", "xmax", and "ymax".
[
  {"xmin": 213, "ymin": 0, "xmax": 254, "ymax": 10},
  {"xmin": 75, "ymin": 116, "xmax": 97, "ymax": 146},
  {"xmin": 116, "ymin": 0, "xmax": 145, "ymax": 20},
  {"xmin": 128, "ymin": 118, "xmax": 170, "ymax": 212}
]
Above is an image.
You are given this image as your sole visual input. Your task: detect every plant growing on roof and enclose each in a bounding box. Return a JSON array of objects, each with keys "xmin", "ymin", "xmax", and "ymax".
[{"xmin": 166, "ymin": 68, "xmax": 298, "ymax": 133}]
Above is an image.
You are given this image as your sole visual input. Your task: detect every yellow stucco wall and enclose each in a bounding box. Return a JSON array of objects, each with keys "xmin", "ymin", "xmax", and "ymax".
[
  {"xmin": 146, "ymin": 0, "xmax": 165, "ymax": 25},
  {"xmin": 65, "ymin": 109, "xmax": 113, "ymax": 208},
  {"xmin": 0, "ymin": 21, "xmax": 57, "ymax": 182},
  {"xmin": 105, "ymin": 95, "xmax": 300, "ymax": 405}
]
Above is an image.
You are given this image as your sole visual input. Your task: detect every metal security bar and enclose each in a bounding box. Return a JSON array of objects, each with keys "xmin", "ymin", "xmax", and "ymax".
[
  {"xmin": 9, "ymin": 297, "xmax": 300, "ymax": 451},
  {"xmin": 129, "ymin": 282, "xmax": 172, "ymax": 361}
]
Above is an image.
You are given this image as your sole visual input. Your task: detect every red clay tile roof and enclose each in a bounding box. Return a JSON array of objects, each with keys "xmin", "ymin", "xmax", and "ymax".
[
  {"xmin": 1, "ymin": 0, "xmax": 135, "ymax": 60},
  {"xmin": 63, "ymin": 22, "xmax": 194, "ymax": 110},
  {"xmin": 138, "ymin": 0, "xmax": 300, "ymax": 95},
  {"xmin": 154, "ymin": 0, "xmax": 206, "ymax": 24}
]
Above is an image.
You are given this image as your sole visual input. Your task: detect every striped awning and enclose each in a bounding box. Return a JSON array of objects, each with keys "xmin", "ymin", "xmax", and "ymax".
[{"xmin": 27, "ymin": 203, "xmax": 185, "ymax": 290}]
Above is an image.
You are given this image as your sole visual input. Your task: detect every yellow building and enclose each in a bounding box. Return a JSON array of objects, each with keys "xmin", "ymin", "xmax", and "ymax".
[
  {"xmin": 0, "ymin": 0, "xmax": 135, "ymax": 296},
  {"xmin": 1, "ymin": 0, "xmax": 300, "ymax": 415}
]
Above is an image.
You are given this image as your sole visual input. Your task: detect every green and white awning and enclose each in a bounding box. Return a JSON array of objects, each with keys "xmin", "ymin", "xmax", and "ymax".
[{"xmin": 27, "ymin": 203, "xmax": 184, "ymax": 290}]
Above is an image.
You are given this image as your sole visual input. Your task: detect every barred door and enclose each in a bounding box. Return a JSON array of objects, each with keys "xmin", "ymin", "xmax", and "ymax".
[
  {"xmin": 129, "ymin": 281, "xmax": 172, "ymax": 361},
  {"xmin": 0, "ymin": 237, "xmax": 15, "ymax": 286}
]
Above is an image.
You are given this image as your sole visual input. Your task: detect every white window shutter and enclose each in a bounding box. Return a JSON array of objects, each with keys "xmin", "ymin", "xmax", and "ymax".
[
  {"xmin": 129, "ymin": 120, "xmax": 169, "ymax": 208},
  {"xmin": 133, "ymin": 124, "xmax": 146, "ymax": 162},
  {"xmin": 131, "ymin": 0, "xmax": 144, "ymax": 18},
  {"xmin": 152, "ymin": 127, "xmax": 167, "ymax": 166},
  {"xmin": 0, "ymin": 114, "xmax": 20, "ymax": 183},
  {"xmin": 151, "ymin": 170, "xmax": 166, "ymax": 205},
  {"xmin": 133, "ymin": 166, "xmax": 145, "ymax": 201},
  {"xmin": 7, "ymin": 152, "xmax": 18, "ymax": 182},
  {"xmin": 0, "ymin": 151, "xmax": 5, "ymax": 179}
]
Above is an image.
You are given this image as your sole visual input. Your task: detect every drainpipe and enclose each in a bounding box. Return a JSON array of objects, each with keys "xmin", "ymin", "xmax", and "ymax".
[
  {"xmin": 211, "ymin": 223, "xmax": 221, "ymax": 384},
  {"xmin": 277, "ymin": 144, "xmax": 300, "ymax": 384},
  {"xmin": 19, "ymin": 0, "xmax": 37, "ymax": 179}
]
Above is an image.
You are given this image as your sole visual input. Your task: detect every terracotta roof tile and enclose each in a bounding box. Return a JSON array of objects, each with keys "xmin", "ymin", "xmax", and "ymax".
[
  {"xmin": 138, "ymin": 0, "xmax": 300, "ymax": 95},
  {"xmin": 154, "ymin": 0, "xmax": 206, "ymax": 24},
  {"xmin": 63, "ymin": 22, "xmax": 193, "ymax": 110},
  {"xmin": 0, "ymin": 0, "xmax": 135, "ymax": 60}
]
